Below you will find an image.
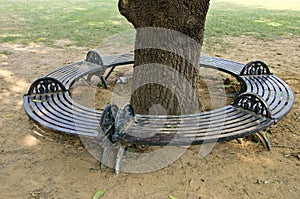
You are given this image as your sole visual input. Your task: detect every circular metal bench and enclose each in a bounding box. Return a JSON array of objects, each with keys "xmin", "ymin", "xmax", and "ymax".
[{"xmin": 23, "ymin": 50, "xmax": 294, "ymax": 174}]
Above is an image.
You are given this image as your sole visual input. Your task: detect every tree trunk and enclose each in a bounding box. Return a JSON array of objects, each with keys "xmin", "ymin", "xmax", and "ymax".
[{"xmin": 119, "ymin": 0, "xmax": 210, "ymax": 115}]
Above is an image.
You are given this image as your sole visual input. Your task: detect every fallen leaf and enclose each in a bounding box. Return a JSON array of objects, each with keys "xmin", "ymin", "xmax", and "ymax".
[
  {"xmin": 92, "ymin": 189, "xmax": 105, "ymax": 199},
  {"xmin": 4, "ymin": 114, "xmax": 12, "ymax": 118},
  {"xmin": 169, "ymin": 194, "xmax": 178, "ymax": 199},
  {"xmin": 37, "ymin": 37, "xmax": 45, "ymax": 41}
]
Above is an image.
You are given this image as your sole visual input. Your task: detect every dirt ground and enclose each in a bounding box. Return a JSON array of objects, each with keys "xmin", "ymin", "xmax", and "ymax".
[{"xmin": 0, "ymin": 36, "xmax": 299, "ymax": 199}]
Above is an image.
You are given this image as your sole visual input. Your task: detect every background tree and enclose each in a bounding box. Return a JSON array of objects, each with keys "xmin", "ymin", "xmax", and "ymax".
[{"xmin": 119, "ymin": 0, "xmax": 210, "ymax": 115}]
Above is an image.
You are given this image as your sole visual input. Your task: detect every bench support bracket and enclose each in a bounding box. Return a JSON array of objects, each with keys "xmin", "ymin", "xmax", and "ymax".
[{"xmin": 255, "ymin": 132, "xmax": 272, "ymax": 151}]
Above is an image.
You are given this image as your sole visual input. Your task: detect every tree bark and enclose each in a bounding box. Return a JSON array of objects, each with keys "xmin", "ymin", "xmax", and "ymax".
[{"xmin": 119, "ymin": 0, "xmax": 210, "ymax": 115}]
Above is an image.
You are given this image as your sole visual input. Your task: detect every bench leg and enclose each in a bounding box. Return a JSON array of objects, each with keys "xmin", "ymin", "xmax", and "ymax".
[
  {"xmin": 86, "ymin": 73, "xmax": 108, "ymax": 89},
  {"xmin": 105, "ymin": 66, "xmax": 116, "ymax": 80},
  {"xmin": 115, "ymin": 144, "xmax": 125, "ymax": 175},
  {"xmin": 100, "ymin": 144, "xmax": 112, "ymax": 171},
  {"xmin": 256, "ymin": 132, "xmax": 272, "ymax": 151},
  {"xmin": 100, "ymin": 76, "xmax": 108, "ymax": 89}
]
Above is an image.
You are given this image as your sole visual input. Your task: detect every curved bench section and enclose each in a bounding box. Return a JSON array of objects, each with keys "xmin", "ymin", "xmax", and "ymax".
[
  {"xmin": 114, "ymin": 60, "xmax": 293, "ymax": 146},
  {"xmin": 23, "ymin": 77, "xmax": 100, "ymax": 136},
  {"xmin": 45, "ymin": 51, "xmax": 134, "ymax": 89},
  {"xmin": 23, "ymin": 86, "xmax": 102, "ymax": 137},
  {"xmin": 45, "ymin": 59, "xmax": 105, "ymax": 90},
  {"xmin": 238, "ymin": 61, "xmax": 294, "ymax": 122},
  {"xmin": 117, "ymin": 106, "xmax": 273, "ymax": 146},
  {"xmin": 20, "ymin": 52, "xmax": 112, "ymax": 136},
  {"xmin": 115, "ymin": 92, "xmax": 274, "ymax": 146},
  {"xmin": 200, "ymin": 56, "xmax": 244, "ymax": 76},
  {"xmin": 23, "ymin": 51, "xmax": 133, "ymax": 137},
  {"xmin": 202, "ymin": 58, "xmax": 293, "ymax": 121},
  {"xmin": 240, "ymin": 75, "xmax": 294, "ymax": 122}
]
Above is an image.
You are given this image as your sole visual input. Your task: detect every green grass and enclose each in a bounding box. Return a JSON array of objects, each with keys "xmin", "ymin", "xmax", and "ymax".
[
  {"xmin": 0, "ymin": 0, "xmax": 132, "ymax": 47},
  {"xmin": 205, "ymin": 0, "xmax": 300, "ymax": 39},
  {"xmin": 0, "ymin": 0, "xmax": 299, "ymax": 48},
  {"xmin": 213, "ymin": 0, "xmax": 300, "ymax": 11},
  {"xmin": 0, "ymin": 50, "xmax": 13, "ymax": 56}
]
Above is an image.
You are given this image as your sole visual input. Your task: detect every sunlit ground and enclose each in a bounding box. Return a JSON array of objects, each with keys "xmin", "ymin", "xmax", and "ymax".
[{"xmin": 215, "ymin": 0, "xmax": 300, "ymax": 11}]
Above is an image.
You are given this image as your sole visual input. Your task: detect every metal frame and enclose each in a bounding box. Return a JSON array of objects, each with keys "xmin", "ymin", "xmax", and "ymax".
[{"xmin": 23, "ymin": 51, "xmax": 294, "ymax": 174}]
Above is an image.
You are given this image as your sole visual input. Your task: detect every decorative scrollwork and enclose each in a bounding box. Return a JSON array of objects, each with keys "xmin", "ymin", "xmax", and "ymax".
[
  {"xmin": 240, "ymin": 61, "xmax": 271, "ymax": 76},
  {"xmin": 99, "ymin": 103, "xmax": 119, "ymax": 141},
  {"xmin": 113, "ymin": 104, "xmax": 135, "ymax": 142},
  {"xmin": 26, "ymin": 77, "xmax": 67, "ymax": 95},
  {"xmin": 233, "ymin": 92, "xmax": 272, "ymax": 118},
  {"xmin": 85, "ymin": 50, "xmax": 103, "ymax": 66}
]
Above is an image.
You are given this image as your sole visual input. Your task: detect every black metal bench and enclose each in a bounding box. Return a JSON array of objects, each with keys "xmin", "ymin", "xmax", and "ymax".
[{"xmin": 23, "ymin": 50, "xmax": 294, "ymax": 175}]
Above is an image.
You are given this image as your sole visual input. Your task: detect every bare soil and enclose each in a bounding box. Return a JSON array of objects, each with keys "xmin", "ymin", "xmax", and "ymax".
[{"xmin": 0, "ymin": 36, "xmax": 299, "ymax": 199}]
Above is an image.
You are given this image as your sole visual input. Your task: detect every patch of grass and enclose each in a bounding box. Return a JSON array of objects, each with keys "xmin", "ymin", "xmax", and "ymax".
[
  {"xmin": 214, "ymin": 0, "xmax": 300, "ymax": 11},
  {"xmin": 0, "ymin": 0, "xmax": 132, "ymax": 47},
  {"xmin": 205, "ymin": 1, "xmax": 300, "ymax": 40},
  {"xmin": 0, "ymin": 0, "xmax": 299, "ymax": 48},
  {"xmin": 203, "ymin": 38, "xmax": 234, "ymax": 53},
  {"xmin": 0, "ymin": 50, "xmax": 13, "ymax": 55}
]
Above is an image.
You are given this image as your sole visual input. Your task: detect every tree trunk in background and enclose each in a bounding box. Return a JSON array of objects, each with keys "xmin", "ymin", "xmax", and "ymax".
[{"xmin": 119, "ymin": 0, "xmax": 210, "ymax": 115}]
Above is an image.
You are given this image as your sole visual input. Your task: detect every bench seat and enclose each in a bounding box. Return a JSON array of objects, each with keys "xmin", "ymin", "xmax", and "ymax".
[
  {"xmin": 241, "ymin": 75, "xmax": 294, "ymax": 122},
  {"xmin": 200, "ymin": 56, "xmax": 244, "ymax": 76},
  {"xmin": 22, "ymin": 50, "xmax": 295, "ymax": 175},
  {"xmin": 24, "ymin": 92, "xmax": 102, "ymax": 136},
  {"xmin": 24, "ymin": 52, "xmax": 133, "ymax": 137},
  {"xmin": 45, "ymin": 53, "xmax": 134, "ymax": 89},
  {"xmin": 23, "ymin": 51, "xmax": 293, "ymax": 147},
  {"xmin": 119, "ymin": 105, "xmax": 273, "ymax": 146},
  {"xmin": 46, "ymin": 61, "xmax": 105, "ymax": 89}
]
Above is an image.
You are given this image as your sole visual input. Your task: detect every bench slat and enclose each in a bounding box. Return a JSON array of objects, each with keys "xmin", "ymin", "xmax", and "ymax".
[
  {"xmin": 135, "ymin": 105, "xmax": 234, "ymax": 122},
  {"xmin": 132, "ymin": 108, "xmax": 247, "ymax": 128}
]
